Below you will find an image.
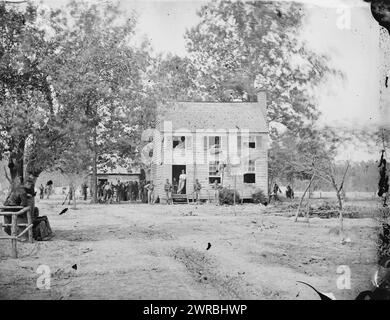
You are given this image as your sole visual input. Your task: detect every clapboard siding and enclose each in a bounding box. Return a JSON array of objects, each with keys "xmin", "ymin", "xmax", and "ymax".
[
  {"xmin": 151, "ymin": 95, "xmax": 268, "ymax": 200},
  {"xmin": 152, "ymin": 131, "xmax": 268, "ymax": 200}
]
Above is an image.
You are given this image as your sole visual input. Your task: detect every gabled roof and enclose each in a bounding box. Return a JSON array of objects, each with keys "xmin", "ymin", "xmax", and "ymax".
[{"xmin": 158, "ymin": 102, "xmax": 268, "ymax": 133}]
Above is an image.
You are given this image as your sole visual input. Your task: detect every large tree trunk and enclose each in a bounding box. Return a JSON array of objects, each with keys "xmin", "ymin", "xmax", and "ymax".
[
  {"xmin": 7, "ymin": 138, "xmax": 45, "ymax": 200},
  {"xmin": 5, "ymin": 142, "xmax": 26, "ymax": 204},
  {"xmin": 3, "ymin": 144, "xmax": 42, "ymax": 239},
  {"xmin": 7, "ymin": 139, "xmax": 25, "ymax": 186},
  {"xmin": 92, "ymin": 127, "xmax": 98, "ymax": 203}
]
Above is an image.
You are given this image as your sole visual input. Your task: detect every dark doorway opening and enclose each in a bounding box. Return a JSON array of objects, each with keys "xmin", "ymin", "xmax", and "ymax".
[{"xmin": 172, "ymin": 165, "xmax": 186, "ymax": 194}]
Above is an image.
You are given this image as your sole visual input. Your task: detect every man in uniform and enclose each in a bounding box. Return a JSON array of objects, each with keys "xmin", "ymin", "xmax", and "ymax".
[
  {"xmin": 82, "ymin": 182, "xmax": 88, "ymax": 201},
  {"xmin": 144, "ymin": 181, "xmax": 155, "ymax": 204},
  {"xmin": 133, "ymin": 181, "xmax": 139, "ymax": 201},
  {"xmin": 193, "ymin": 179, "xmax": 202, "ymax": 204},
  {"xmin": 212, "ymin": 180, "xmax": 220, "ymax": 205},
  {"xmin": 273, "ymin": 183, "xmax": 282, "ymax": 201},
  {"xmin": 164, "ymin": 179, "xmax": 173, "ymax": 205},
  {"xmin": 172, "ymin": 177, "xmax": 178, "ymax": 194},
  {"xmin": 3, "ymin": 176, "xmax": 52, "ymax": 240}
]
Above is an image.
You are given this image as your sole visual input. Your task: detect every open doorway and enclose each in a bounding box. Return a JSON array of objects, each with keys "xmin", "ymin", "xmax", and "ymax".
[{"xmin": 172, "ymin": 165, "xmax": 186, "ymax": 194}]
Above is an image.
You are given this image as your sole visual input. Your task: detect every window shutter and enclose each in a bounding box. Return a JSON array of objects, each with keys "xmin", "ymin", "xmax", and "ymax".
[
  {"xmin": 204, "ymin": 136, "xmax": 208, "ymax": 163},
  {"xmin": 237, "ymin": 135, "xmax": 241, "ymax": 157},
  {"xmin": 256, "ymin": 136, "xmax": 262, "ymax": 149},
  {"xmin": 221, "ymin": 135, "xmax": 228, "ymax": 153},
  {"xmin": 186, "ymin": 136, "xmax": 192, "ymax": 149}
]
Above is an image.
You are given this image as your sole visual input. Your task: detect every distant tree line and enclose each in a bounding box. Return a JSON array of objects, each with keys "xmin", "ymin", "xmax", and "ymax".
[{"xmin": 290, "ymin": 160, "xmax": 378, "ymax": 193}]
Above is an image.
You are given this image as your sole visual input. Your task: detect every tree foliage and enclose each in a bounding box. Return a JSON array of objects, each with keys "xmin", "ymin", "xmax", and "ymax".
[
  {"xmin": 45, "ymin": 0, "xmax": 155, "ymax": 172},
  {"xmin": 148, "ymin": 54, "xmax": 199, "ymax": 102},
  {"xmin": 0, "ymin": 1, "xmax": 157, "ymax": 204},
  {"xmin": 184, "ymin": 0, "xmax": 340, "ymax": 134},
  {"xmin": 0, "ymin": 2, "xmax": 67, "ymax": 186}
]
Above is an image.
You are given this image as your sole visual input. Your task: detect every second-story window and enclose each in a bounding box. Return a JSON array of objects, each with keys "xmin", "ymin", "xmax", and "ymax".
[
  {"xmin": 243, "ymin": 136, "xmax": 256, "ymax": 149},
  {"xmin": 209, "ymin": 136, "xmax": 220, "ymax": 148},
  {"xmin": 173, "ymin": 136, "xmax": 185, "ymax": 149},
  {"xmin": 209, "ymin": 136, "xmax": 221, "ymax": 155}
]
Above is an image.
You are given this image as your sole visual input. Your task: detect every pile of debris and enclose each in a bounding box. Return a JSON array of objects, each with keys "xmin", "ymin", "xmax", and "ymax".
[
  {"xmin": 307, "ymin": 202, "xmax": 362, "ymax": 219},
  {"xmin": 308, "ymin": 202, "xmax": 340, "ymax": 219}
]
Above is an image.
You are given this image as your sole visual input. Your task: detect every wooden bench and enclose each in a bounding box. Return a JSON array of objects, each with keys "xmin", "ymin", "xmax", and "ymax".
[{"xmin": 0, "ymin": 206, "xmax": 33, "ymax": 258}]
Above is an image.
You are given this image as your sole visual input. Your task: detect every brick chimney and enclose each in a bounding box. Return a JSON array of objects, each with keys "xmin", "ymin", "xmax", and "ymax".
[{"xmin": 256, "ymin": 90, "xmax": 267, "ymax": 118}]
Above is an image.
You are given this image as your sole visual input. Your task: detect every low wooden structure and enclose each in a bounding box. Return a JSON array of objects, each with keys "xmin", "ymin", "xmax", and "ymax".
[
  {"xmin": 0, "ymin": 206, "xmax": 33, "ymax": 258},
  {"xmin": 172, "ymin": 194, "xmax": 189, "ymax": 204}
]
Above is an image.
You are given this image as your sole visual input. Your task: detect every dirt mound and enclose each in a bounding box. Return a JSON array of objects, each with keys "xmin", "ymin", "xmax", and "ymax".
[{"xmin": 171, "ymin": 247, "xmax": 250, "ymax": 299}]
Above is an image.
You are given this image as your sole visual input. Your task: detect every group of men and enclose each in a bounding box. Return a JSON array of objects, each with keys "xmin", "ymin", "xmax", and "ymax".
[
  {"xmin": 271, "ymin": 183, "xmax": 294, "ymax": 201},
  {"xmin": 38, "ymin": 181, "xmax": 53, "ymax": 200},
  {"xmin": 93, "ymin": 170, "xmax": 222, "ymax": 205},
  {"xmin": 162, "ymin": 177, "xmax": 222, "ymax": 205},
  {"xmin": 162, "ymin": 177, "xmax": 203, "ymax": 205},
  {"xmin": 97, "ymin": 180, "xmax": 140, "ymax": 203}
]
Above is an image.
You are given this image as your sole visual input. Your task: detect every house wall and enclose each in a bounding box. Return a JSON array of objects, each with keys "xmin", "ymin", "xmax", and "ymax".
[
  {"xmin": 151, "ymin": 123, "xmax": 165, "ymax": 198},
  {"xmin": 187, "ymin": 132, "xmax": 268, "ymax": 200},
  {"xmin": 152, "ymin": 128, "xmax": 268, "ymax": 201}
]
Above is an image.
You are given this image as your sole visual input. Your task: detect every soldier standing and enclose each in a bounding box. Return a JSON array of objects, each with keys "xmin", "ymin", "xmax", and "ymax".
[
  {"xmin": 164, "ymin": 179, "xmax": 173, "ymax": 205},
  {"xmin": 82, "ymin": 182, "xmax": 88, "ymax": 201},
  {"xmin": 193, "ymin": 179, "xmax": 202, "ymax": 204}
]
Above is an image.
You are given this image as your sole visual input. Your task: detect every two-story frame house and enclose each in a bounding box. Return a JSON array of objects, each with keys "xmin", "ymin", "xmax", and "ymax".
[{"xmin": 150, "ymin": 91, "xmax": 268, "ymax": 202}]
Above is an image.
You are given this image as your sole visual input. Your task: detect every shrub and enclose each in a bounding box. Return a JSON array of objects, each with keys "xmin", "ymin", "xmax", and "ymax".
[
  {"xmin": 219, "ymin": 188, "xmax": 241, "ymax": 205},
  {"xmin": 252, "ymin": 189, "xmax": 268, "ymax": 204}
]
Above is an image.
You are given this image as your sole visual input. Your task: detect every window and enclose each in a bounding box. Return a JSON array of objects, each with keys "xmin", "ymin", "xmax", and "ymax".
[
  {"xmin": 209, "ymin": 136, "xmax": 220, "ymax": 147},
  {"xmin": 209, "ymin": 161, "xmax": 221, "ymax": 184},
  {"xmin": 244, "ymin": 160, "xmax": 256, "ymax": 183},
  {"xmin": 209, "ymin": 177, "xmax": 221, "ymax": 184},
  {"xmin": 173, "ymin": 136, "xmax": 185, "ymax": 149},
  {"xmin": 209, "ymin": 136, "xmax": 222, "ymax": 156},
  {"xmin": 243, "ymin": 173, "xmax": 256, "ymax": 183},
  {"xmin": 209, "ymin": 161, "xmax": 220, "ymax": 176},
  {"xmin": 248, "ymin": 160, "xmax": 255, "ymax": 172},
  {"xmin": 244, "ymin": 136, "xmax": 256, "ymax": 149}
]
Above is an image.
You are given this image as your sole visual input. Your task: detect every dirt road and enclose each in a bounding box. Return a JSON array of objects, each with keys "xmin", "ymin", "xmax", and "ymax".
[{"xmin": 0, "ymin": 199, "xmax": 379, "ymax": 300}]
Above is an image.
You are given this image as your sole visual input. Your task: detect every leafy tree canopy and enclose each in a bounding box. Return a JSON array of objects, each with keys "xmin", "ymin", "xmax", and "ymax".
[{"xmin": 183, "ymin": 0, "xmax": 341, "ymax": 135}]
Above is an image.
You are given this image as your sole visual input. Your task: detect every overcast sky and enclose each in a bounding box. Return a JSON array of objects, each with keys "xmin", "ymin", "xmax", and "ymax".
[{"xmin": 40, "ymin": 0, "xmax": 381, "ymax": 161}]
